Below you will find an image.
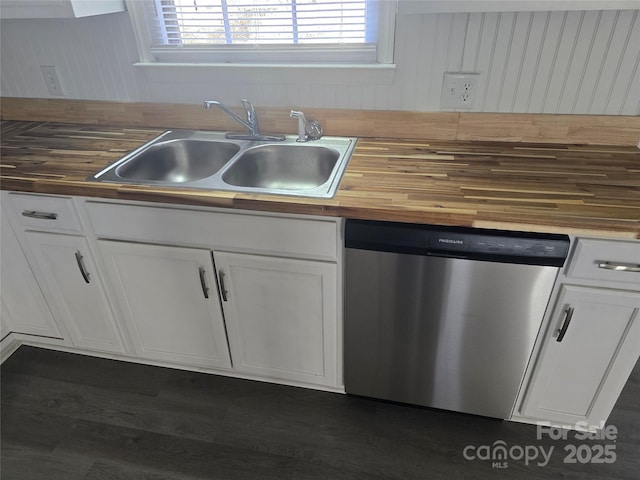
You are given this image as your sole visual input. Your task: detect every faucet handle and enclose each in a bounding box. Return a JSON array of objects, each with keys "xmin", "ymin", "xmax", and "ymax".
[
  {"xmin": 240, "ymin": 99, "xmax": 255, "ymax": 113},
  {"xmin": 239, "ymin": 99, "xmax": 259, "ymax": 135}
]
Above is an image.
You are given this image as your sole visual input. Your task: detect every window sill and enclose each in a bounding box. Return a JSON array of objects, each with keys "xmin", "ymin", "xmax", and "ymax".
[{"xmin": 133, "ymin": 62, "xmax": 397, "ymax": 86}]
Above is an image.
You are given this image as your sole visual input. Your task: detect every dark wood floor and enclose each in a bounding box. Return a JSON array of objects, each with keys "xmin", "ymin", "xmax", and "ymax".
[{"xmin": 1, "ymin": 346, "xmax": 638, "ymax": 480}]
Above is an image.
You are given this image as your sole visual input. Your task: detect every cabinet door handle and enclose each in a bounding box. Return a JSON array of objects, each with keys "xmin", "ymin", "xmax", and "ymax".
[
  {"xmin": 74, "ymin": 251, "xmax": 91, "ymax": 284},
  {"xmin": 597, "ymin": 261, "xmax": 640, "ymax": 273},
  {"xmin": 22, "ymin": 210, "xmax": 58, "ymax": 220},
  {"xmin": 556, "ymin": 306, "xmax": 574, "ymax": 342},
  {"xmin": 199, "ymin": 267, "xmax": 209, "ymax": 299},
  {"xmin": 218, "ymin": 270, "xmax": 229, "ymax": 302}
]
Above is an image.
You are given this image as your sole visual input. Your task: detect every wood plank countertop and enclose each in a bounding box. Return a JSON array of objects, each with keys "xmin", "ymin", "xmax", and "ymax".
[{"xmin": 1, "ymin": 120, "xmax": 639, "ymax": 239}]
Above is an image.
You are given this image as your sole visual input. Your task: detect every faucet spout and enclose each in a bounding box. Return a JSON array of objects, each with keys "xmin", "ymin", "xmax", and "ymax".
[
  {"xmin": 203, "ymin": 100, "xmax": 252, "ymax": 132},
  {"xmin": 204, "ymin": 98, "xmax": 284, "ymax": 141}
]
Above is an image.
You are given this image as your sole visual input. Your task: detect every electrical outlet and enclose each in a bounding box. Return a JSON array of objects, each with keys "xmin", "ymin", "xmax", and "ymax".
[
  {"xmin": 441, "ymin": 73, "xmax": 479, "ymax": 109},
  {"xmin": 40, "ymin": 66, "xmax": 64, "ymax": 96}
]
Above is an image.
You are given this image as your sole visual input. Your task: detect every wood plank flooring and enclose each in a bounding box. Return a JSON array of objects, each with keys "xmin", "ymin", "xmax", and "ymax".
[{"xmin": 1, "ymin": 346, "xmax": 639, "ymax": 479}]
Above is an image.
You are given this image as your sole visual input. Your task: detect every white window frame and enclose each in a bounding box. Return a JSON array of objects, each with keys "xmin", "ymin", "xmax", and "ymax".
[{"xmin": 127, "ymin": 0, "xmax": 397, "ymax": 65}]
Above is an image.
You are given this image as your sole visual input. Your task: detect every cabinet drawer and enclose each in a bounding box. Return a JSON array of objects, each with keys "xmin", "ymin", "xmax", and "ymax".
[
  {"xmin": 566, "ymin": 238, "xmax": 640, "ymax": 286},
  {"xmin": 6, "ymin": 193, "xmax": 83, "ymax": 233},
  {"xmin": 85, "ymin": 201, "xmax": 339, "ymax": 260}
]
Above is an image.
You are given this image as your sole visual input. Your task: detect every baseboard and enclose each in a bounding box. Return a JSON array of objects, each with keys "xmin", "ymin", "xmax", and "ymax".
[{"xmin": 0, "ymin": 334, "xmax": 21, "ymax": 363}]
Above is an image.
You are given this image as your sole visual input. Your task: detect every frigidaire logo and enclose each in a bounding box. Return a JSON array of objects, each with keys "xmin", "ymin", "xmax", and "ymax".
[{"xmin": 438, "ymin": 238, "xmax": 464, "ymax": 245}]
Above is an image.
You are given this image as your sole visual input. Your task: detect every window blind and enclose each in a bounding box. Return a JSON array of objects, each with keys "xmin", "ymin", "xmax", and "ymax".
[{"xmin": 153, "ymin": 0, "xmax": 369, "ymax": 46}]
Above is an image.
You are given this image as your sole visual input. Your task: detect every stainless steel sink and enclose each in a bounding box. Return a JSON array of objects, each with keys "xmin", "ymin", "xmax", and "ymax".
[
  {"xmin": 89, "ymin": 129, "xmax": 357, "ymax": 199},
  {"xmin": 222, "ymin": 144, "xmax": 339, "ymax": 191},
  {"xmin": 116, "ymin": 139, "xmax": 240, "ymax": 182}
]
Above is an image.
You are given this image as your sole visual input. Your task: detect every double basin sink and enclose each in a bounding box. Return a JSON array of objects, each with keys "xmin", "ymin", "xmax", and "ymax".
[{"xmin": 89, "ymin": 130, "xmax": 357, "ymax": 199}]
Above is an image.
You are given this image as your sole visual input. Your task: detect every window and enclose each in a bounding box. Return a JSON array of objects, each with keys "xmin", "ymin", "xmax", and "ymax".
[
  {"xmin": 127, "ymin": 0, "xmax": 396, "ymax": 64},
  {"xmin": 160, "ymin": 0, "xmax": 369, "ymax": 45}
]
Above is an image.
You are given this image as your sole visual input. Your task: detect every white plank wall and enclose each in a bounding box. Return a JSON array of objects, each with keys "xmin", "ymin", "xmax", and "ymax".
[
  {"xmin": 0, "ymin": 15, "xmax": 141, "ymax": 102},
  {"xmin": 0, "ymin": 9, "xmax": 638, "ymax": 114}
]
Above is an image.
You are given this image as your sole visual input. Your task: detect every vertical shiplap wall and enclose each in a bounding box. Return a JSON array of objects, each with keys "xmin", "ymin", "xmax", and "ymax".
[
  {"xmin": 457, "ymin": 10, "xmax": 640, "ymax": 114},
  {"xmin": 1, "ymin": 9, "xmax": 638, "ymax": 114},
  {"xmin": 0, "ymin": 14, "xmax": 140, "ymax": 102},
  {"xmin": 388, "ymin": 9, "xmax": 639, "ymax": 114}
]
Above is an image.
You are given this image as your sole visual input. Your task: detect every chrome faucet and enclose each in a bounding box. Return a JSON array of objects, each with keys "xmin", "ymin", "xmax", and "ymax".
[
  {"xmin": 204, "ymin": 99, "xmax": 284, "ymax": 141},
  {"xmin": 290, "ymin": 110, "xmax": 323, "ymax": 142}
]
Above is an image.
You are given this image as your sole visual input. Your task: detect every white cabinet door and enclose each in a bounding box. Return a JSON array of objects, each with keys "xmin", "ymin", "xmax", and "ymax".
[
  {"xmin": 24, "ymin": 232, "xmax": 125, "ymax": 353},
  {"xmin": 0, "ymin": 214, "xmax": 62, "ymax": 339},
  {"xmin": 215, "ymin": 252, "xmax": 338, "ymax": 387},
  {"xmin": 520, "ymin": 285, "xmax": 640, "ymax": 426},
  {"xmin": 98, "ymin": 241, "xmax": 231, "ymax": 369}
]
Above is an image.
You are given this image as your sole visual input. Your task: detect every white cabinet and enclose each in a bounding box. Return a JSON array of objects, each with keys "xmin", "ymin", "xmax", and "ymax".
[
  {"xmin": 24, "ymin": 232, "xmax": 126, "ymax": 354},
  {"xmin": 0, "ymin": 207, "xmax": 62, "ymax": 339},
  {"xmin": 516, "ymin": 237, "xmax": 640, "ymax": 428},
  {"xmin": 2, "ymin": 192, "xmax": 125, "ymax": 353},
  {"xmin": 0, "ymin": 1, "xmax": 125, "ymax": 19},
  {"xmin": 97, "ymin": 241, "xmax": 232, "ymax": 369},
  {"xmin": 519, "ymin": 285, "xmax": 640, "ymax": 426},
  {"xmin": 4, "ymin": 193, "xmax": 343, "ymax": 389},
  {"xmin": 215, "ymin": 252, "xmax": 338, "ymax": 387},
  {"xmin": 565, "ymin": 238, "xmax": 640, "ymax": 287},
  {"xmin": 87, "ymin": 200, "xmax": 342, "ymax": 388}
]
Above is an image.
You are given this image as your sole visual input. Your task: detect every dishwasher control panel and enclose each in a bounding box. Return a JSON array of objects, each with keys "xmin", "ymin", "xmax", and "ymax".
[
  {"xmin": 345, "ymin": 219, "xmax": 570, "ymax": 267},
  {"xmin": 430, "ymin": 232, "xmax": 569, "ymax": 258}
]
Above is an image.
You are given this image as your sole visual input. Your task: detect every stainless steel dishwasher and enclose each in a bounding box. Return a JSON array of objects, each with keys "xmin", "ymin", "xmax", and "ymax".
[{"xmin": 344, "ymin": 219, "xmax": 570, "ymax": 419}]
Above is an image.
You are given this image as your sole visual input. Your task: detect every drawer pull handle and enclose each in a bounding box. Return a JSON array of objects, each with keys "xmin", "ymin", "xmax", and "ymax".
[
  {"xmin": 74, "ymin": 251, "xmax": 91, "ymax": 284},
  {"xmin": 218, "ymin": 270, "xmax": 229, "ymax": 302},
  {"xmin": 22, "ymin": 210, "xmax": 58, "ymax": 220},
  {"xmin": 556, "ymin": 306, "xmax": 574, "ymax": 342},
  {"xmin": 597, "ymin": 261, "xmax": 640, "ymax": 273},
  {"xmin": 199, "ymin": 267, "xmax": 209, "ymax": 299}
]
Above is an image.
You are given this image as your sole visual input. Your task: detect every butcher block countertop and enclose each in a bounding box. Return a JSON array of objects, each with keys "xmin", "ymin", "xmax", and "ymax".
[{"xmin": 1, "ymin": 120, "xmax": 639, "ymax": 239}]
